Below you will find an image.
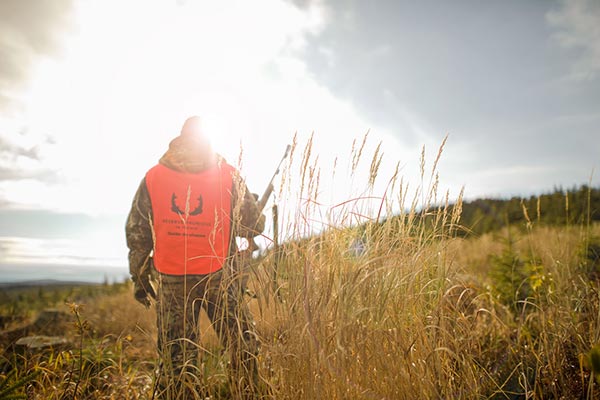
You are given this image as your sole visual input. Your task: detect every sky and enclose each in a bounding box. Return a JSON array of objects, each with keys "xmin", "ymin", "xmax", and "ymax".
[{"xmin": 0, "ymin": 0, "xmax": 599, "ymax": 282}]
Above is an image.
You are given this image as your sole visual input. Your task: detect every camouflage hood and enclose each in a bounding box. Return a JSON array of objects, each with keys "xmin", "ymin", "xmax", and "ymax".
[{"xmin": 159, "ymin": 135, "xmax": 224, "ymax": 173}]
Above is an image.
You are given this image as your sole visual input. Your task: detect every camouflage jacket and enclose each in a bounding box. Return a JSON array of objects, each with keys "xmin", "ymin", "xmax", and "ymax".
[{"xmin": 125, "ymin": 135, "xmax": 265, "ymax": 283}]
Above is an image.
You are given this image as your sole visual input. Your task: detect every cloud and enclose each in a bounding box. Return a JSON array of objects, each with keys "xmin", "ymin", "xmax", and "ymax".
[
  {"xmin": 0, "ymin": 129, "xmax": 60, "ymax": 184},
  {"xmin": 0, "ymin": 1, "xmax": 72, "ymax": 192},
  {"xmin": 0, "ymin": 209, "xmax": 114, "ymax": 238},
  {"xmin": 286, "ymin": 0, "xmax": 600, "ymax": 198},
  {"xmin": 0, "ymin": 236, "xmax": 123, "ymax": 267},
  {"xmin": 297, "ymin": 1, "xmax": 562, "ymax": 137},
  {"xmin": 0, "ymin": 210, "xmax": 128, "ymax": 272},
  {"xmin": 0, "ymin": 0, "xmax": 74, "ymax": 110},
  {"xmin": 0, "ymin": 234, "xmax": 127, "ymax": 284},
  {"xmin": 0, "ymin": 166, "xmax": 59, "ymax": 182},
  {"xmin": 0, "ymin": 134, "xmax": 40, "ymax": 161},
  {"xmin": 546, "ymin": 0, "xmax": 600, "ymax": 81}
]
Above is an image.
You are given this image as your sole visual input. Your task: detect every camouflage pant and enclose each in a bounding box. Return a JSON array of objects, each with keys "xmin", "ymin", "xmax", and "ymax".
[{"xmin": 155, "ymin": 268, "xmax": 259, "ymax": 399}]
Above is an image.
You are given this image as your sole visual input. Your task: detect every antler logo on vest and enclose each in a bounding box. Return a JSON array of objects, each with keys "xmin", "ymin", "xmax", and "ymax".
[{"xmin": 170, "ymin": 193, "xmax": 203, "ymax": 216}]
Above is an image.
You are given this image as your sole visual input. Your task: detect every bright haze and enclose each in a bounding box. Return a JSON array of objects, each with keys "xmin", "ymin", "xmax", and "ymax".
[{"xmin": 0, "ymin": 0, "xmax": 598, "ymax": 282}]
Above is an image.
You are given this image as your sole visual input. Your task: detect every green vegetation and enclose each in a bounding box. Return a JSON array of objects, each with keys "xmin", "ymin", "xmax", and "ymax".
[
  {"xmin": 1, "ymin": 138, "xmax": 599, "ymax": 398},
  {"xmin": 454, "ymin": 185, "xmax": 600, "ymax": 236}
]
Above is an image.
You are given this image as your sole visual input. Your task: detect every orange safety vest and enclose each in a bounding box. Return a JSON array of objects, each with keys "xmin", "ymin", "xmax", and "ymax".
[{"xmin": 145, "ymin": 162, "xmax": 235, "ymax": 275}]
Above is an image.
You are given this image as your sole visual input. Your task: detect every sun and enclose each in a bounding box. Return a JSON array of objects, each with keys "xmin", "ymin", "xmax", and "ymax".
[
  {"xmin": 180, "ymin": 89, "xmax": 257, "ymax": 163},
  {"xmin": 200, "ymin": 113, "xmax": 229, "ymax": 156}
]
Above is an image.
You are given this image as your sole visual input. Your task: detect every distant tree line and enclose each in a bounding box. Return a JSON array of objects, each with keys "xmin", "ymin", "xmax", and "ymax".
[
  {"xmin": 262, "ymin": 186, "xmax": 600, "ymax": 258},
  {"xmin": 452, "ymin": 185, "xmax": 600, "ymax": 236}
]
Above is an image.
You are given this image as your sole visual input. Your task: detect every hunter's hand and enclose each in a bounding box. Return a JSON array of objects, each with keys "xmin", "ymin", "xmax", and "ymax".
[
  {"xmin": 133, "ymin": 277, "xmax": 156, "ymax": 308},
  {"xmin": 133, "ymin": 290, "xmax": 151, "ymax": 308},
  {"xmin": 257, "ymin": 213, "xmax": 266, "ymax": 231}
]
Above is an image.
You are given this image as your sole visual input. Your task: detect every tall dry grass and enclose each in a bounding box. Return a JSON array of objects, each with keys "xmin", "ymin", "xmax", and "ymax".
[
  {"xmin": 3, "ymin": 134, "xmax": 600, "ymax": 399},
  {"xmin": 247, "ymin": 135, "xmax": 600, "ymax": 399}
]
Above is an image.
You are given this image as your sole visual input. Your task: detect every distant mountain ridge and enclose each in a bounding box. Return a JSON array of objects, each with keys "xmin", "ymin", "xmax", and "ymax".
[
  {"xmin": 0, "ymin": 279, "xmax": 97, "ymax": 289},
  {"xmin": 0, "ymin": 263, "xmax": 128, "ymax": 285}
]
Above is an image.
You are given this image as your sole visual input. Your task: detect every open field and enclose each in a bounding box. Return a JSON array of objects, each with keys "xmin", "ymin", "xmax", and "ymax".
[
  {"xmin": 3, "ymin": 224, "xmax": 600, "ymax": 398},
  {"xmin": 1, "ymin": 141, "xmax": 599, "ymax": 399}
]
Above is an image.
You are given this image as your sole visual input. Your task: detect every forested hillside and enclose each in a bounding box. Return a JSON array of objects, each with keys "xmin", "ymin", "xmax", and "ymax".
[{"xmin": 454, "ymin": 185, "xmax": 600, "ymax": 235}]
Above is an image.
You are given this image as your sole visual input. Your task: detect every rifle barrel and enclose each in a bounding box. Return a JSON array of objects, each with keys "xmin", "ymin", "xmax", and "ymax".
[{"xmin": 256, "ymin": 145, "xmax": 291, "ymax": 211}]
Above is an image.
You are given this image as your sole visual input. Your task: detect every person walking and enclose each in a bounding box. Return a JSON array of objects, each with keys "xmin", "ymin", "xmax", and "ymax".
[{"xmin": 125, "ymin": 116, "xmax": 265, "ymax": 399}]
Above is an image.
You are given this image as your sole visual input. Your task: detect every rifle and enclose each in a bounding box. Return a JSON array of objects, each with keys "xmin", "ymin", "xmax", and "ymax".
[
  {"xmin": 236, "ymin": 144, "xmax": 290, "ymax": 297},
  {"xmin": 244, "ymin": 144, "xmax": 291, "ymax": 253},
  {"xmin": 256, "ymin": 144, "xmax": 291, "ymax": 212}
]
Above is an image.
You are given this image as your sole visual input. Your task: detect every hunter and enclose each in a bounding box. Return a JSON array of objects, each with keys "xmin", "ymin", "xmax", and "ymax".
[{"xmin": 125, "ymin": 116, "xmax": 265, "ymax": 398}]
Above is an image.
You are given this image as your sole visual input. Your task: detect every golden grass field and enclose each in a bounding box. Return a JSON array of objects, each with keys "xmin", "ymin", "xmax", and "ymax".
[{"xmin": 2, "ymin": 137, "xmax": 600, "ymax": 399}]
